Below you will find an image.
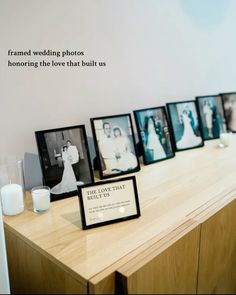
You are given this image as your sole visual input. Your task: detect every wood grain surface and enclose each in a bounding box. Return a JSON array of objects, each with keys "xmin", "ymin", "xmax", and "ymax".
[
  {"xmin": 3, "ymin": 137, "xmax": 236, "ymax": 293},
  {"xmin": 197, "ymin": 200, "xmax": 236, "ymax": 294}
]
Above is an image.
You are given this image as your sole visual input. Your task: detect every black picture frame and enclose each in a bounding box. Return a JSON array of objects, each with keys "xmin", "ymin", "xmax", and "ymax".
[
  {"xmin": 133, "ymin": 106, "xmax": 175, "ymax": 165},
  {"xmin": 90, "ymin": 114, "xmax": 140, "ymax": 179},
  {"xmin": 35, "ymin": 125, "xmax": 94, "ymax": 201},
  {"xmin": 220, "ymin": 92, "xmax": 236, "ymax": 133},
  {"xmin": 196, "ymin": 95, "xmax": 225, "ymax": 140},
  {"xmin": 166, "ymin": 100, "xmax": 204, "ymax": 151},
  {"xmin": 78, "ymin": 176, "xmax": 141, "ymax": 230}
]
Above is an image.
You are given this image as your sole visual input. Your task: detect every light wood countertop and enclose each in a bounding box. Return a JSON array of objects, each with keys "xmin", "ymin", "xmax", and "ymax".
[{"xmin": 4, "ymin": 136, "xmax": 236, "ymax": 286}]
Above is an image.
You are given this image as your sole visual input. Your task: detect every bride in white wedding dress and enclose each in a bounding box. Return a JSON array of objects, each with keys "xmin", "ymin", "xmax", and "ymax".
[
  {"xmin": 146, "ymin": 117, "xmax": 166, "ymax": 160},
  {"xmin": 51, "ymin": 145, "xmax": 83, "ymax": 195},
  {"xmin": 176, "ymin": 110, "xmax": 202, "ymax": 149}
]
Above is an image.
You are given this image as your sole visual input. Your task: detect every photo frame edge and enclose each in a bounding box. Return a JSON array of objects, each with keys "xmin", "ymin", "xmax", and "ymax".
[
  {"xmin": 166, "ymin": 101, "xmax": 204, "ymax": 152},
  {"xmin": 90, "ymin": 114, "xmax": 140, "ymax": 180},
  {"xmin": 196, "ymin": 95, "xmax": 225, "ymax": 141},
  {"xmin": 133, "ymin": 106, "xmax": 175, "ymax": 165},
  {"xmin": 78, "ymin": 175, "xmax": 140, "ymax": 230},
  {"xmin": 34, "ymin": 124, "xmax": 94, "ymax": 201},
  {"xmin": 219, "ymin": 92, "xmax": 236, "ymax": 133}
]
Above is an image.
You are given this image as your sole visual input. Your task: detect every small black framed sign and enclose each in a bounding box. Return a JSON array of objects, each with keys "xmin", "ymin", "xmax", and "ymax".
[
  {"xmin": 133, "ymin": 106, "xmax": 175, "ymax": 165},
  {"xmin": 167, "ymin": 100, "xmax": 204, "ymax": 151},
  {"xmin": 78, "ymin": 176, "xmax": 141, "ymax": 229},
  {"xmin": 91, "ymin": 114, "xmax": 140, "ymax": 179},
  {"xmin": 35, "ymin": 125, "xmax": 94, "ymax": 201}
]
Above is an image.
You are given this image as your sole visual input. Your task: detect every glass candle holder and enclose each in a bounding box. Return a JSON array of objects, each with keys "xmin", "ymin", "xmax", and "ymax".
[
  {"xmin": 0, "ymin": 157, "xmax": 25, "ymax": 216},
  {"xmin": 218, "ymin": 132, "xmax": 232, "ymax": 148},
  {"xmin": 218, "ymin": 118, "xmax": 232, "ymax": 148},
  {"xmin": 31, "ymin": 186, "xmax": 50, "ymax": 213}
]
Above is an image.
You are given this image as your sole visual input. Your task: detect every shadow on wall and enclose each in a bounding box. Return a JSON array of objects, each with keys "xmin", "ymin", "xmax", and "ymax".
[{"xmin": 180, "ymin": 0, "xmax": 230, "ymax": 28}]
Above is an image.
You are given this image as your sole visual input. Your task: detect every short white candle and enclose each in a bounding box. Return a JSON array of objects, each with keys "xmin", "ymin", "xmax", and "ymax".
[
  {"xmin": 0, "ymin": 184, "xmax": 24, "ymax": 215},
  {"xmin": 220, "ymin": 133, "xmax": 231, "ymax": 147},
  {"xmin": 31, "ymin": 188, "xmax": 50, "ymax": 213}
]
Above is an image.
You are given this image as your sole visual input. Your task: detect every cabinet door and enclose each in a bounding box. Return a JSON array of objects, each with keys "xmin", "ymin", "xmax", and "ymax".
[
  {"xmin": 5, "ymin": 229, "xmax": 87, "ymax": 294},
  {"xmin": 197, "ymin": 200, "xmax": 236, "ymax": 294},
  {"xmin": 117, "ymin": 225, "xmax": 200, "ymax": 294}
]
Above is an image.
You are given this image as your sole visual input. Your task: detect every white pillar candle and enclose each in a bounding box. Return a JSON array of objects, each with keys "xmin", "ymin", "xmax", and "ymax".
[
  {"xmin": 219, "ymin": 133, "xmax": 231, "ymax": 147},
  {"xmin": 31, "ymin": 188, "xmax": 50, "ymax": 213},
  {"xmin": 0, "ymin": 184, "xmax": 24, "ymax": 216}
]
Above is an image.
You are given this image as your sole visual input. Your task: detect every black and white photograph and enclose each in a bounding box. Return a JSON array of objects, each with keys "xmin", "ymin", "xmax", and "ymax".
[
  {"xmin": 220, "ymin": 92, "xmax": 236, "ymax": 132},
  {"xmin": 134, "ymin": 107, "xmax": 175, "ymax": 165},
  {"xmin": 35, "ymin": 125, "xmax": 93, "ymax": 201},
  {"xmin": 91, "ymin": 114, "xmax": 140, "ymax": 179},
  {"xmin": 167, "ymin": 101, "xmax": 204, "ymax": 151},
  {"xmin": 196, "ymin": 95, "xmax": 225, "ymax": 140}
]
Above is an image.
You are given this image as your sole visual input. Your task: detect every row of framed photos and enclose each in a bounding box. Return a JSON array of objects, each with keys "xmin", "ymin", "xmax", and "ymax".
[{"xmin": 35, "ymin": 92, "xmax": 236, "ymax": 201}]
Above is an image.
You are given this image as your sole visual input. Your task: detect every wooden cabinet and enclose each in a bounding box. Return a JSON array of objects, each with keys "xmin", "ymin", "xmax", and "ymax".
[
  {"xmin": 115, "ymin": 199, "xmax": 236, "ymax": 294},
  {"xmin": 5, "ymin": 230, "xmax": 87, "ymax": 294},
  {"xmin": 197, "ymin": 200, "xmax": 236, "ymax": 294},
  {"xmin": 116, "ymin": 223, "xmax": 201, "ymax": 294},
  {"xmin": 3, "ymin": 139, "xmax": 236, "ymax": 294}
]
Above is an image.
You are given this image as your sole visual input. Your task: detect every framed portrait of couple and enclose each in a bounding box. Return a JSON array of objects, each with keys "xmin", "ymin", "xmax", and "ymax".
[
  {"xmin": 196, "ymin": 95, "xmax": 225, "ymax": 140},
  {"xmin": 134, "ymin": 107, "xmax": 175, "ymax": 165},
  {"xmin": 220, "ymin": 92, "xmax": 236, "ymax": 133},
  {"xmin": 91, "ymin": 114, "xmax": 140, "ymax": 179},
  {"xmin": 35, "ymin": 125, "xmax": 94, "ymax": 201},
  {"xmin": 167, "ymin": 101, "xmax": 204, "ymax": 151}
]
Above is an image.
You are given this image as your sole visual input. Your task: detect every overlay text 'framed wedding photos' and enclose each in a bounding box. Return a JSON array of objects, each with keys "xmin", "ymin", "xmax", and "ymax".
[
  {"xmin": 91, "ymin": 114, "xmax": 140, "ymax": 179},
  {"xmin": 78, "ymin": 176, "xmax": 141, "ymax": 229},
  {"xmin": 196, "ymin": 95, "xmax": 225, "ymax": 140},
  {"xmin": 35, "ymin": 125, "xmax": 94, "ymax": 201},
  {"xmin": 220, "ymin": 92, "xmax": 236, "ymax": 133},
  {"xmin": 133, "ymin": 106, "xmax": 175, "ymax": 165},
  {"xmin": 167, "ymin": 101, "xmax": 204, "ymax": 151}
]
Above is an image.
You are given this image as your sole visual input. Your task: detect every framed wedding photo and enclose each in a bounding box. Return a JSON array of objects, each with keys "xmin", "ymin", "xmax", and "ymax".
[
  {"xmin": 167, "ymin": 101, "xmax": 204, "ymax": 151},
  {"xmin": 196, "ymin": 95, "xmax": 225, "ymax": 140},
  {"xmin": 78, "ymin": 176, "xmax": 141, "ymax": 229},
  {"xmin": 220, "ymin": 92, "xmax": 236, "ymax": 132},
  {"xmin": 91, "ymin": 114, "xmax": 140, "ymax": 179},
  {"xmin": 133, "ymin": 106, "xmax": 175, "ymax": 165},
  {"xmin": 35, "ymin": 125, "xmax": 94, "ymax": 201}
]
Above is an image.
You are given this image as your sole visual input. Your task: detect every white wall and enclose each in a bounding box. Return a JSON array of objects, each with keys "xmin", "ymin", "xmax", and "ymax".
[{"xmin": 1, "ymin": 0, "xmax": 236, "ymax": 159}]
